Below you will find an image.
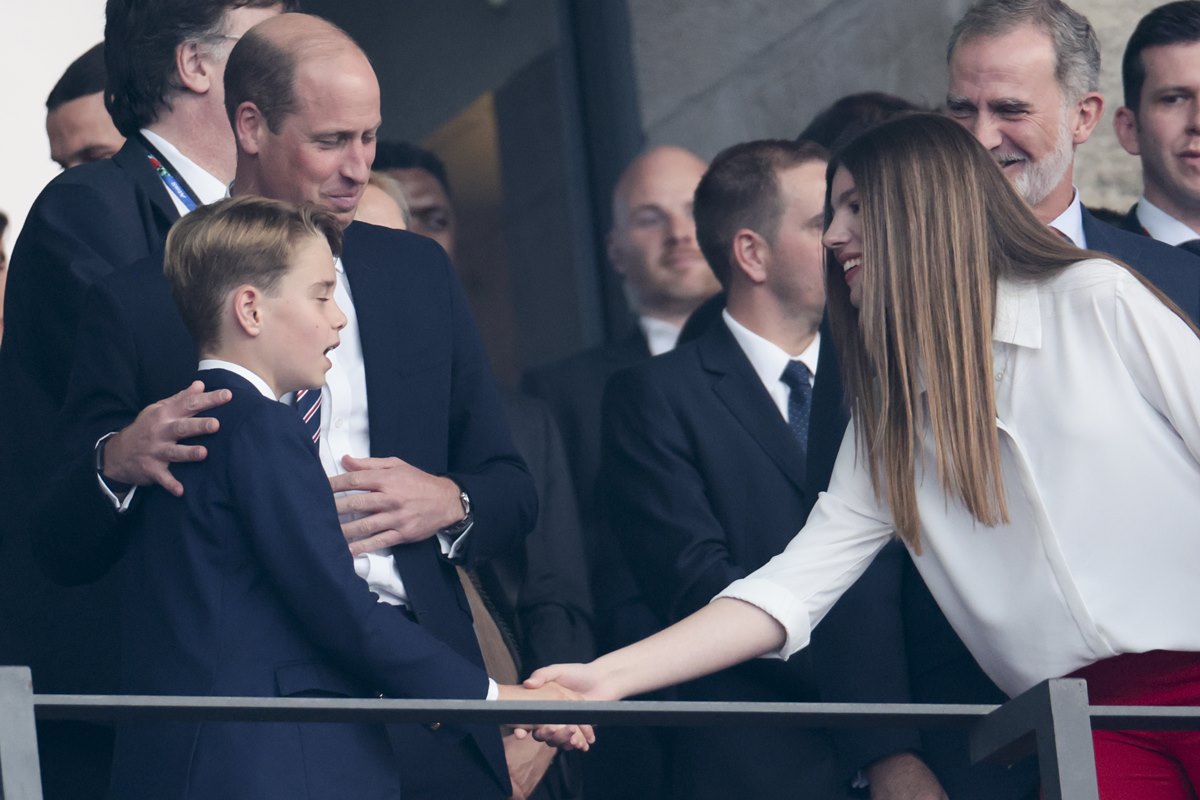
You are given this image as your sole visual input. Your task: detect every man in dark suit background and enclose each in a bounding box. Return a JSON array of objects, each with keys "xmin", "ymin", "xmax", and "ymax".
[
  {"xmin": 1113, "ymin": 1, "xmax": 1200, "ymax": 250},
  {"xmin": 522, "ymin": 145, "xmax": 718, "ymax": 798},
  {"xmin": 0, "ymin": 3, "xmax": 288, "ymax": 796},
  {"xmin": 523, "ymin": 145, "xmax": 718, "ymax": 555},
  {"xmin": 601, "ymin": 139, "xmax": 944, "ymax": 800},
  {"xmin": 945, "ymin": 0, "xmax": 1200, "ymax": 323},
  {"xmin": 44, "ymin": 43, "xmax": 125, "ymax": 172},
  {"xmin": 37, "ymin": 13, "xmax": 540, "ymax": 799},
  {"xmin": 523, "ymin": 145, "xmax": 720, "ymax": 655}
]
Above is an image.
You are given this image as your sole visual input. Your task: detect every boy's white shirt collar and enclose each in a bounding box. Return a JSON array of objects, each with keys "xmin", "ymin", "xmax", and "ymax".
[{"xmin": 198, "ymin": 358, "xmax": 278, "ymax": 401}]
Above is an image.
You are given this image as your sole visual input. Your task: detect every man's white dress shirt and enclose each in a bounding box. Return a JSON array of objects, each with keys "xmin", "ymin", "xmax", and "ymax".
[
  {"xmin": 717, "ymin": 259, "xmax": 1200, "ymax": 697},
  {"xmin": 638, "ymin": 315, "xmax": 682, "ymax": 356},
  {"xmin": 1048, "ymin": 188, "xmax": 1087, "ymax": 248},
  {"xmin": 1135, "ymin": 196, "xmax": 1200, "ymax": 245},
  {"xmin": 302, "ymin": 258, "xmax": 467, "ymax": 608},
  {"xmin": 722, "ymin": 310, "xmax": 819, "ymax": 422}
]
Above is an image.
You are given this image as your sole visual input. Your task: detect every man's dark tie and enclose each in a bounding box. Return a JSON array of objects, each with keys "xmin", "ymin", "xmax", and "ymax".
[
  {"xmin": 780, "ymin": 360, "xmax": 813, "ymax": 459},
  {"xmin": 1178, "ymin": 239, "xmax": 1200, "ymax": 257},
  {"xmin": 295, "ymin": 388, "xmax": 322, "ymax": 445}
]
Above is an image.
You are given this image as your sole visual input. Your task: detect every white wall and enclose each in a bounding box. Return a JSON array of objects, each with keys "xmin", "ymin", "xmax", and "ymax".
[{"xmin": 0, "ymin": 1, "xmax": 107, "ymax": 253}]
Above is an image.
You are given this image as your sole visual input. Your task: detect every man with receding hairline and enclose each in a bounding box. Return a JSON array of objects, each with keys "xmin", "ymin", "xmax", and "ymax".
[
  {"xmin": 523, "ymin": 145, "xmax": 718, "ymax": 544},
  {"xmin": 49, "ymin": 13, "xmax": 539, "ymax": 800},
  {"xmin": 522, "ymin": 144, "xmax": 718, "ymax": 800}
]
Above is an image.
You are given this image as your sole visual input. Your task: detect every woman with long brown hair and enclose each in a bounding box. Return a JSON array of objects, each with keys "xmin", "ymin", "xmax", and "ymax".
[{"xmin": 531, "ymin": 113, "xmax": 1200, "ymax": 796}]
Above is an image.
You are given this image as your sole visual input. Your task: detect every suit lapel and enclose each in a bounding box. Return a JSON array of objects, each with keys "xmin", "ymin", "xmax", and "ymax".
[
  {"xmin": 699, "ymin": 324, "xmax": 808, "ymax": 493},
  {"xmin": 1120, "ymin": 203, "xmax": 1147, "ymax": 237},
  {"xmin": 112, "ymin": 138, "xmax": 180, "ymax": 233},
  {"xmin": 340, "ymin": 224, "xmax": 409, "ymax": 459}
]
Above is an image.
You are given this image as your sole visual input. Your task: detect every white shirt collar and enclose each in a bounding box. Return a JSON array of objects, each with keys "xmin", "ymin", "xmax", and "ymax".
[
  {"xmin": 1047, "ymin": 188, "xmax": 1086, "ymax": 249},
  {"xmin": 140, "ymin": 128, "xmax": 229, "ymax": 206},
  {"xmin": 721, "ymin": 309, "xmax": 820, "ymax": 388},
  {"xmin": 638, "ymin": 315, "xmax": 682, "ymax": 356},
  {"xmin": 992, "ymin": 276, "xmax": 1043, "ymax": 349},
  {"xmin": 198, "ymin": 358, "xmax": 278, "ymax": 401},
  {"xmin": 1135, "ymin": 195, "xmax": 1200, "ymax": 245}
]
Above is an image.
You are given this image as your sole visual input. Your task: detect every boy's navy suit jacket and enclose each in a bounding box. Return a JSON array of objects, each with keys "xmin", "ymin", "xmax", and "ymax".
[
  {"xmin": 38, "ymin": 223, "xmax": 533, "ymax": 798},
  {"xmin": 110, "ymin": 368, "xmax": 489, "ymax": 799}
]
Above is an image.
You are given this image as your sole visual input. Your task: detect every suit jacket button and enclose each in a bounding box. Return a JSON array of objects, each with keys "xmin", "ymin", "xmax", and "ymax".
[
  {"xmin": 376, "ymin": 692, "xmax": 385, "ymax": 699},
  {"xmin": 428, "ymin": 722, "xmax": 442, "ymax": 731}
]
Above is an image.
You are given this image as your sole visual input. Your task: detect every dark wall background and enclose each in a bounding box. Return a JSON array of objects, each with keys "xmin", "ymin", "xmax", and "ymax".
[{"xmin": 307, "ymin": 0, "xmax": 559, "ymax": 142}]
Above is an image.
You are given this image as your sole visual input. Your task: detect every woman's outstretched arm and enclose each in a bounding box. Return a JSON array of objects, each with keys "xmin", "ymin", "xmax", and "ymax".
[{"xmin": 524, "ymin": 597, "xmax": 786, "ymax": 700}]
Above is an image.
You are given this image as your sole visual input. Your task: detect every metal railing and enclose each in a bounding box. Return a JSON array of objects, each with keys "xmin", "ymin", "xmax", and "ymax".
[{"xmin": 1, "ymin": 667, "xmax": 1196, "ymax": 800}]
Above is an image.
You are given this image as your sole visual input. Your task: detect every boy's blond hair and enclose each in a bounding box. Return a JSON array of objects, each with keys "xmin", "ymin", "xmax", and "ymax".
[{"xmin": 164, "ymin": 196, "xmax": 342, "ymax": 351}]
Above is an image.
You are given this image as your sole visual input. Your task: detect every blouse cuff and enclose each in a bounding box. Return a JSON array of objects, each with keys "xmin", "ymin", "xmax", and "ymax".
[{"xmin": 714, "ymin": 577, "xmax": 813, "ymax": 659}]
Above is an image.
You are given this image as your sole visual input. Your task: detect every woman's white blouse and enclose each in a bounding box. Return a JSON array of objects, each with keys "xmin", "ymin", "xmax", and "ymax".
[{"xmin": 717, "ymin": 259, "xmax": 1200, "ymax": 697}]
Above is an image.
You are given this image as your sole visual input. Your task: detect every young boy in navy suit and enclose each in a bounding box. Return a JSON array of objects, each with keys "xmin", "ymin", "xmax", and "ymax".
[{"xmin": 109, "ymin": 196, "xmax": 589, "ymax": 800}]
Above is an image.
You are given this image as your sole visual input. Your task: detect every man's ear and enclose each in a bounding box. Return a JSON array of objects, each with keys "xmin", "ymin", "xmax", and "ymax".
[
  {"xmin": 234, "ymin": 102, "xmax": 267, "ymax": 155},
  {"xmin": 731, "ymin": 228, "xmax": 769, "ymax": 285},
  {"xmin": 1113, "ymin": 106, "xmax": 1142, "ymax": 156},
  {"xmin": 231, "ymin": 285, "xmax": 265, "ymax": 337},
  {"xmin": 174, "ymin": 39, "xmax": 215, "ymax": 96},
  {"xmin": 1071, "ymin": 92, "xmax": 1105, "ymax": 146}
]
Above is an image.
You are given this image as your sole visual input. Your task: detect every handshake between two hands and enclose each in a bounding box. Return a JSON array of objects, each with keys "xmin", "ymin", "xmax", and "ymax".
[{"xmin": 497, "ymin": 662, "xmax": 609, "ymax": 752}]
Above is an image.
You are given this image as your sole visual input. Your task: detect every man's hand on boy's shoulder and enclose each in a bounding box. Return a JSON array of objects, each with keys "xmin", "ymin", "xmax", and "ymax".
[
  {"xmin": 102, "ymin": 380, "xmax": 232, "ymax": 497},
  {"xmin": 331, "ymin": 455, "xmax": 464, "ymax": 555}
]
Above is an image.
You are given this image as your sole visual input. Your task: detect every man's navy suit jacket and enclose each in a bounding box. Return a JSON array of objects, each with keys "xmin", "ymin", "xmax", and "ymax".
[
  {"xmin": 37, "ymin": 222, "xmax": 535, "ymax": 798},
  {"xmin": 110, "ymin": 368, "xmax": 492, "ymax": 800},
  {"xmin": 600, "ymin": 320, "xmax": 921, "ymax": 797},
  {"xmin": 0, "ymin": 139, "xmax": 179, "ymax": 698},
  {"xmin": 1081, "ymin": 206, "xmax": 1200, "ymax": 322}
]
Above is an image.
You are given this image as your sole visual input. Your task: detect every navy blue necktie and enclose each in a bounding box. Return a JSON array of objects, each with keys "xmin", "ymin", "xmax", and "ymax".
[
  {"xmin": 295, "ymin": 388, "xmax": 322, "ymax": 446},
  {"xmin": 780, "ymin": 361, "xmax": 813, "ymax": 460}
]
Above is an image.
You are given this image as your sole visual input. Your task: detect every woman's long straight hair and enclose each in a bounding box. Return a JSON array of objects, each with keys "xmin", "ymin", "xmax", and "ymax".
[{"xmin": 823, "ymin": 112, "xmax": 1195, "ymax": 550}]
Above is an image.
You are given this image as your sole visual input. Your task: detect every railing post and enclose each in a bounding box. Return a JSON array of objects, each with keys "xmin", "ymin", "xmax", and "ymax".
[
  {"xmin": 0, "ymin": 667, "xmax": 43, "ymax": 800},
  {"xmin": 970, "ymin": 678, "xmax": 1098, "ymax": 800}
]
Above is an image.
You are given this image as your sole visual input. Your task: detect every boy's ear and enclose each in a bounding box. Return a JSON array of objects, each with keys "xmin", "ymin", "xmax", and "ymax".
[{"xmin": 231, "ymin": 285, "xmax": 265, "ymax": 337}]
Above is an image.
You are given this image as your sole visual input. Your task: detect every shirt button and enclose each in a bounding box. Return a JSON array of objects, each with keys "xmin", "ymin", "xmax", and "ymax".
[{"xmin": 334, "ymin": 418, "xmax": 345, "ymax": 429}]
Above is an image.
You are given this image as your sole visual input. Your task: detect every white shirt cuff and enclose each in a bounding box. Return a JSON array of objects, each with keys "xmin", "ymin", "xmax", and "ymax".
[
  {"xmin": 486, "ymin": 677, "xmax": 499, "ymax": 701},
  {"xmin": 94, "ymin": 432, "xmax": 137, "ymax": 512},
  {"xmin": 437, "ymin": 522, "xmax": 473, "ymax": 561}
]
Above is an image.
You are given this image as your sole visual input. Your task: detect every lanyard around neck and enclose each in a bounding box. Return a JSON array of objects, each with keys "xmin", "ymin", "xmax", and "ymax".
[{"xmin": 138, "ymin": 133, "xmax": 200, "ymax": 213}]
